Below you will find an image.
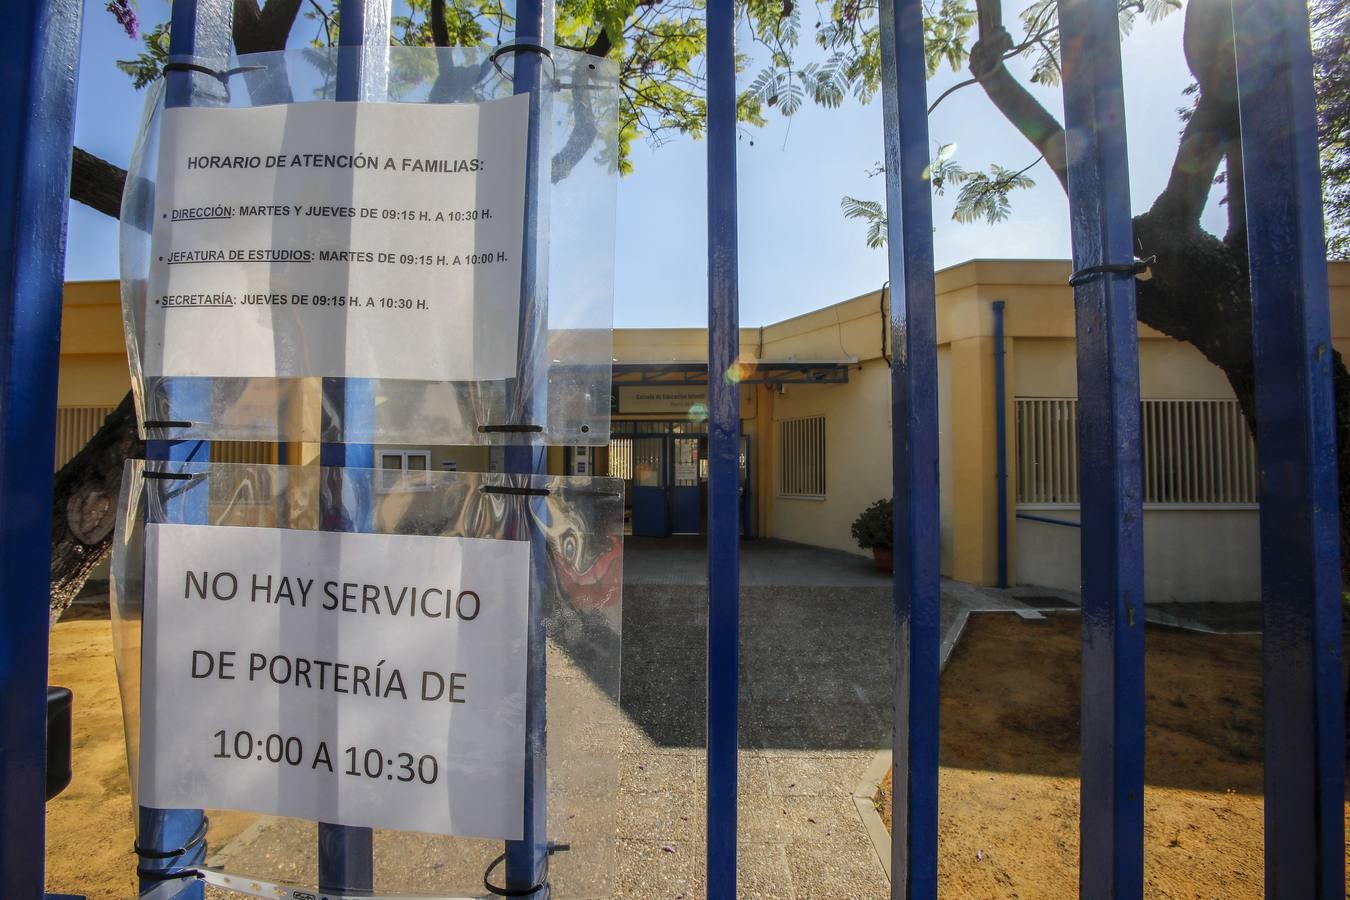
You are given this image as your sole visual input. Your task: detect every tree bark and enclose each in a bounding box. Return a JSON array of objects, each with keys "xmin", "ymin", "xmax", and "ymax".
[
  {"xmin": 49, "ymin": 393, "xmax": 142, "ymax": 626},
  {"xmin": 71, "ymin": 147, "xmax": 127, "ymax": 219}
]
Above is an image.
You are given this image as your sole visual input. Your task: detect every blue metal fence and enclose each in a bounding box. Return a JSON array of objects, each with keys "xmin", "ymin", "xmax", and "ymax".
[
  {"xmin": 1057, "ymin": 0, "xmax": 1148, "ymax": 892},
  {"xmin": 1233, "ymin": 0, "xmax": 1347, "ymax": 893},
  {"xmin": 314, "ymin": 0, "xmax": 387, "ymax": 892},
  {"xmin": 0, "ymin": 0, "xmax": 82, "ymax": 895},
  {"xmin": 705, "ymin": 0, "xmax": 742, "ymax": 893},
  {"xmin": 136, "ymin": 0, "xmax": 225, "ymax": 893},
  {"xmin": 0, "ymin": 0, "xmax": 1346, "ymax": 896}
]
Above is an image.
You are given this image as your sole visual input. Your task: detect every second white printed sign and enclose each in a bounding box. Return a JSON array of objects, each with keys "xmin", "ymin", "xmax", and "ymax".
[{"xmin": 139, "ymin": 523, "xmax": 530, "ymax": 839}]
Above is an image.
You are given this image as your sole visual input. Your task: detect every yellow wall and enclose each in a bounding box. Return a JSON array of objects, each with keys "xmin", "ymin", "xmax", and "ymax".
[
  {"xmin": 61, "ymin": 260, "xmax": 1350, "ymax": 597},
  {"xmin": 372, "ymin": 444, "xmax": 490, "ymax": 473},
  {"xmin": 767, "ymin": 360, "xmax": 892, "ymax": 554},
  {"xmin": 59, "ymin": 280, "xmax": 127, "ymax": 407}
]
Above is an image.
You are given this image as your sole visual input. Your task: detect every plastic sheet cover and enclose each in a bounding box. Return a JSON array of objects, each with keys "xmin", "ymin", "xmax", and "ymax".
[
  {"xmin": 111, "ymin": 460, "xmax": 624, "ymax": 898},
  {"xmin": 120, "ymin": 46, "xmax": 618, "ymax": 446}
]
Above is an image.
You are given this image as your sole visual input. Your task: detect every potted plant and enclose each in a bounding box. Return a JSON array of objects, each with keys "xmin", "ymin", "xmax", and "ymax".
[{"xmin": 851, "ymin": 498, "xmax": 894, "ymax": 573}]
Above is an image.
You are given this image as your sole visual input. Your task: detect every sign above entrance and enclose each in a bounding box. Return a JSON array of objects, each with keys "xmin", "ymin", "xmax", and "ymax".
[
  {"xmin": 144, "ymin": 96, "xmax": 529, "ymax": 382},
  {"xmin": 617, "ymin": 384, "xmax": 756, "ymax": 419},
  {"xmin": 139, "ymin": 522, "xmax": 530, "ymax": 839}
]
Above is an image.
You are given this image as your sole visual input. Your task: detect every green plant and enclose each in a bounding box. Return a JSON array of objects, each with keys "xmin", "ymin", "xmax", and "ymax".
[{"xmin": 850, "ymin": 498, "xmax": 893, "ymax": 551}]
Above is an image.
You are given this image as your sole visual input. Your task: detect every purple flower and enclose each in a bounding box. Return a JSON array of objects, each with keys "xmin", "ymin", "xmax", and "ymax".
[{"xmin": 106, "ymin": 0, "xmax": 139, "ymax": 40}]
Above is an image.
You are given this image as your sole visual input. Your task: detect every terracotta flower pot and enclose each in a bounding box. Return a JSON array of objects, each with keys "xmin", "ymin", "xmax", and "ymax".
[{"xmin": 872, "ymin": 547, "xmax": 893, "ymax": 574}]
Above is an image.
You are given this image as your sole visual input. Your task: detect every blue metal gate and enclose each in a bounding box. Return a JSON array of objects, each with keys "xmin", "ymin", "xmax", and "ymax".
[{"xmin": 0, "ymin": 0, "xmax": 1345, "ymax": 897}]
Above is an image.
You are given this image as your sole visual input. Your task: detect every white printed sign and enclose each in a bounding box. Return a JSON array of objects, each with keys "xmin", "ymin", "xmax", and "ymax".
[
  {"xmin": 146, "ymin": 96, "xmax": 529, "ymax": 382},
  {"xmin": 617, "ymin": 384, "xmax": 756, "ymax": 418},
  {"xmin": 140, "ymin": 523, "xmax": 529, "ymax": 839}
]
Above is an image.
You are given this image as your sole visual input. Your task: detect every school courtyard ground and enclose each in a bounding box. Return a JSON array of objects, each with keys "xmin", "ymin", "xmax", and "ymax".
[{"xmin": 45, "ymin": 538, "xmax": 1339, "ymax": 898}]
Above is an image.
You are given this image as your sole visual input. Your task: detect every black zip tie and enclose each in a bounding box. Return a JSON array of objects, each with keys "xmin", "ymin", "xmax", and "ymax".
[
  {"xmin": 482, "ymin": 842, "xmax": 569, "ymax": 897},
  {"xmin": 143, "ymin": 471, "xmax": 193, "ymax": 481},
  {"xmin": 135, "ymin": 867, "xmax": 204, "ymax": 882},
  {"xmin": 1068, "ymin": 255, "xmax": 1156, "ymax": 287},
  {"xmin": 489, "ymin": 42, "xmax": 555, "ymax": 83},
  {"xmin": 481, "ymin": 485, "xmax": 551, "ymax": 497},
  {"xmin": 478, "ymin": 424, "xmax": 545, "ymax": 433},
  {"xmin": 144, "ymin": 420, "xmax": 193, "ymax": 430},
  {"xmin": 162, "ymin": 61, "xmax": 266, "ymax": 100},
  {"xmin": 135, "ymin": 817, "xmax": 209, "ymax": 859}
]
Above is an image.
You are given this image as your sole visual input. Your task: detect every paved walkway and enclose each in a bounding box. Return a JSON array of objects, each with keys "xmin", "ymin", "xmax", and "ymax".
[
  {"xmin": 614, "ymin": 538, "xmax": 1055, "ymax": 898},
  {"xmin": 204, "ymin": 538, "xmax": 1055, "ymax": 898}
]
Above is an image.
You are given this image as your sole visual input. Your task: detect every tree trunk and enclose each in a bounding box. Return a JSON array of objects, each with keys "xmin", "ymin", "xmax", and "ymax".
[
  {"xmin": 49, "ymin": 393, "xmax": 142, "ymax": 626},
  {"xmin": 1132, "ymin": 210, "xmax": 1350, "ymax": 583}
]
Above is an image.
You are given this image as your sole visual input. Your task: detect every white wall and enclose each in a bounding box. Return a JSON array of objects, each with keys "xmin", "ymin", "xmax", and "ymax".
[{"xmin": 1015, "ymin": 508, "xmax": 1261, "ymax": 603}]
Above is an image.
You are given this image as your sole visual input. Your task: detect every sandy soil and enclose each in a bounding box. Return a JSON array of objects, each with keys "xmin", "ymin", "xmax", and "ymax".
[
  {"xmin": 879, "ymin": 613, "xmax": 1350, "ymax": 899},
  {"xmin": 45, "ymin": 605, "xmax": 253, "ymax": 900},
  {"xmin": 47, "ymin": 603, "xmax": 1349, "ymax": 898},
  {"xmin": 45, "ymin": 605, "xmax": 138, "ymax": 900}
]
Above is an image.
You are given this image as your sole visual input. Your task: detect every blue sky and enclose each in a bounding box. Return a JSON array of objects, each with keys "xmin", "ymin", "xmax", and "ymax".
[{"xmin": 67, "ymin": 0, "xmax": 1220, "ymax": 327}]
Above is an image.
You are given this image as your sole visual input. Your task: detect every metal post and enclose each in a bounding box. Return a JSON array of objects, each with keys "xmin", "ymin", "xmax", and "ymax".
[
  {"xmin": 316, "ymin": 1, "xmax": 390, "ymax": 892},
  {"xmin": 502, "ymin": 0, "xmax": 555, "ymax": 890},
  {"xmin": 993, "ymin": 300, "xmax": 1008, "ymax": 589},
  {"xmin": 0, "ymin": 1, "xmax": 81, "ymax": 896},
  {"xmin": 877, "ymin": 0, "xmax": 942, "ymax": 890},
  {"xmin": 704, "ymin": 0, "xmax": 740, "ymax": 892},
  {"xmin": 1231, "ymin": 0, "xmax": 1346, "ymax": 894},
  {"xmin": 139, "ymin": 2, "xmax": 232, "ymax": 896},
  {"xmin": 1056, "ymin": 0, "xmax": 1146, "ymax": 894}
]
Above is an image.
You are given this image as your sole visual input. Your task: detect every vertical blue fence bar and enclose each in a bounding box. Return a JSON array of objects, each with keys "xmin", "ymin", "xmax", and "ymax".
[
  {"xmin": 316, "ymin": 1, "xmax": 389, "ymax": 892},
  {"xmin": 140, "ymin": 2, "xmax": 232, "ymax": 895},
  {"xmin": 993, "ymin": 300, "xmax": 1008, "ymax": 589},
  {"xmin": 0, "ymin": 0, "xmax": 81, "ymax": 896},
  {"xmin": 1056, "ymin": 0, "xmax": 1146, "ymax": 894},
  {"xmin": 502, "ymin": 0, "xmax": 554, "ymax": 889},
  {"xmin": 1231, "ymin": 0, "xmax": 1347, "ymax": 894},
  {"xmin": 704, "ymin": 0, "xmax": 740, "ymax": 892},
  {"xmin": 876, "ymin": 0, "xmax": 941, "ymax": 890}
]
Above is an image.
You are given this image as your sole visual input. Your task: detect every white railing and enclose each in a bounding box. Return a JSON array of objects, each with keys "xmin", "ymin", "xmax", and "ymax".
[{"xmin": 1016, "ymin": 398, "xmax": 1257, "ymax": 505}]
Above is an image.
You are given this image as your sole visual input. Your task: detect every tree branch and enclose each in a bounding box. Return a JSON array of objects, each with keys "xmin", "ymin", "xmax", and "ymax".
[
  {"xmin": 233, "ymin": 0, "xmax": 305, "ymax": 54},
  {"xmin": 430, "ymin": 0, "xmax": 451, "ymax": 47},
  {"xmin": 1145, "ymin": 0, "xmax": 1242, "ymax": 233},
  {"xmin": 49, "ymin": 393, "xmax": 142, "ymax": 626},
  {"xmin": 70, "ymin": 148, "xmax": 127, "ymax": 219},
  {"xmin": 967, "ymin": 0, "xmax": 1068, "ymax": 189},
  {"xmin": 1146, "ymin": 88, "xmax": 1229, "ymax": 227}
]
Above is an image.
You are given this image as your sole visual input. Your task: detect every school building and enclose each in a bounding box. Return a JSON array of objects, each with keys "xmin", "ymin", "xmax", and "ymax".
[{"xmin": 58, "ymin": 259, "xmax": 1350, "ymax": 603}]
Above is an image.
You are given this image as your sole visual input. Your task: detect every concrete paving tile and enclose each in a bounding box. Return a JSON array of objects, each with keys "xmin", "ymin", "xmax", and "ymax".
[
  {"xmin": 784, "ymin": 836, "xmax": 891, "ymax": 899},
  {"xmin": 749, "ymin": 702, "xmax": 891, "ymax": 752},
  {"xmin": 617, "ymin": 785, "xmax": 704, "ymax": 843},
  {"xmin": 762, "ymin": 753, "xmax": 869, "ymax": 798},
  {"xmin": 736, "ymin": 842, "xmax": 797, "ymax": 898},
  {"xmin": 615, "ymin": 838, "xmax": 706, "ymax": 899},
  {"xmin": 774, "ymin": 796, "xmax": 875, "ymax": 842},
  {"xmin": 744, "ymin": 668, "xmax": 887, "ymax": 706}
]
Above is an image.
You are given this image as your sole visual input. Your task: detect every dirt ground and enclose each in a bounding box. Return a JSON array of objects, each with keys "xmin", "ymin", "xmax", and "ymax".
[
  {"xmin": 879, "ymin": 612, "xmax": 1350, "ymax": 899},
  {"xmin": 45, "ymin": 605, "xmax": 256, "ymax": 900},
  {"xmin": 45, "ymin": 605, "xmax": 138, "ymax": 900},
  {"xmin": 47, "ymin": 604, "xmax": 1349, "ymax": 899}
]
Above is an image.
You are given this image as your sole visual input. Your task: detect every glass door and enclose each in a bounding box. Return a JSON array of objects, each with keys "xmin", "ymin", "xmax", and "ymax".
[
  {"xmin": 670, "ymin": 437, "xmax": 705, "ymax": 534},
  {"xmin": 630, "ymin": 437, "xmax": 668, "ymax": 536}
]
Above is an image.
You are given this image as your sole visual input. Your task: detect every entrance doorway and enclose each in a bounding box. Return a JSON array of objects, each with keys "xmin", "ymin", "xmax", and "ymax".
[{"xmin": 606, "ymin": 421, "xmax": 749, "ymax": 537}]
